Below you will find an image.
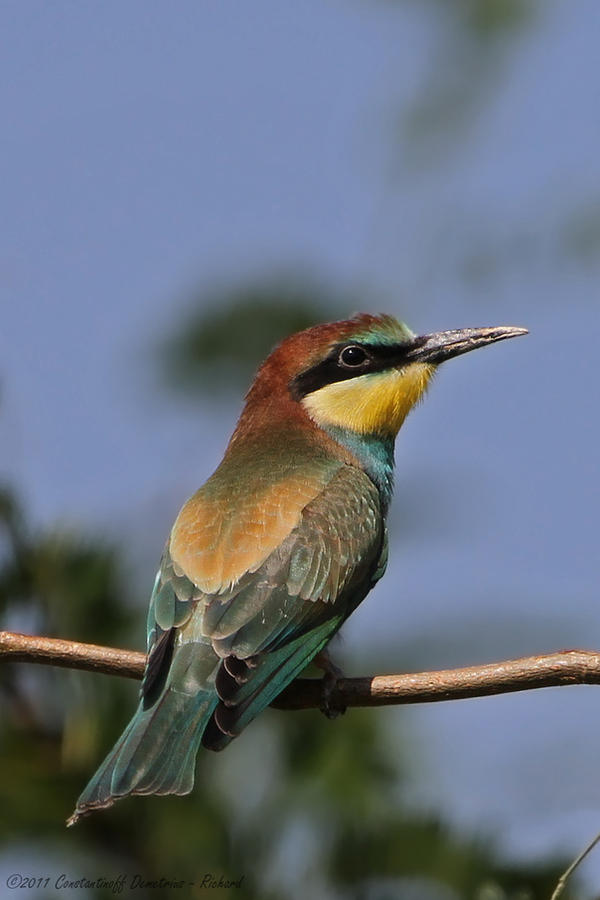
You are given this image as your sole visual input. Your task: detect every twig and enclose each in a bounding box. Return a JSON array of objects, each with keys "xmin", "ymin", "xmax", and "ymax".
[
  {"xmin": 0, "ymin": 631, "xmax": 145, "ymax": 679},
  {"xmin": 550, "ymin": 831, "xmax": 600, "ymax": 900},
  {"xmin": 2, "ymin": 630, "xmax": 600, "ymax": 709}
]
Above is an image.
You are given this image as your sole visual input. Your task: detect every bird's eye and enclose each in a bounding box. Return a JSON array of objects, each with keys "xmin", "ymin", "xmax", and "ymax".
[{"xmin": 339, "ymin": 345, "xmax": 369, "ymax": 368}]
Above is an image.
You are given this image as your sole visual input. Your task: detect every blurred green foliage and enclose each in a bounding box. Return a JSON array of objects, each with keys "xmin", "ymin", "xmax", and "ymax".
[
  {"xmin": 0, "ymin": 479, "xmax": 578, "ymax": 898},
  {"xmin": 562, "ymin": 202, "xmax": 600, "ymax": 265},
  {"xmin": 159, "ymin": 273, "xmax": 348, "ymax": 396},
  {"xmin": 0, "ymin": 1, "xmax": 591, "ymax": 896},
  {"xmin": 458, "ymin": 0, "xmax": 532, "ymax": 37},
  {"xmin": 393, "ymin": 0, "xmax": 535, "ymax": 170}
]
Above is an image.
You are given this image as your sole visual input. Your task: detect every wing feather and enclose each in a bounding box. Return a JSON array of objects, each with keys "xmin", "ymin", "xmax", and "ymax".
[
  {"xmin": 145, "ymin": 463, "xmax": 384, "ymax": 742},
  {"xmin": 192, "ymin": 464, "xmax": 385, "ymax": 748}
]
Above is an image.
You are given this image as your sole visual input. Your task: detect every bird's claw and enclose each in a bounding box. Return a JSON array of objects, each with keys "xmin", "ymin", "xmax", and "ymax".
[
  {"xmin": 315, "ymin": 650, "xmax": 347, "ymax": 719},
  {"xmin": 319, "ymin": 670, "xmax": 346, "ymax": 719}
]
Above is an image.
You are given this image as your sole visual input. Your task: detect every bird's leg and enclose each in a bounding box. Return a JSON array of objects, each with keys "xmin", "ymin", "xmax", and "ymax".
[{"xmin": 314, "ymin": 648, "xmax": 347, "ymax": 720}]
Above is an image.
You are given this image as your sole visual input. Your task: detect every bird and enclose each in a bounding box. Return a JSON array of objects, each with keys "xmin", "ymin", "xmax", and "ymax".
[{"xmin": 67, "ymin": 313, "xmax": 526, "ymax": 825}]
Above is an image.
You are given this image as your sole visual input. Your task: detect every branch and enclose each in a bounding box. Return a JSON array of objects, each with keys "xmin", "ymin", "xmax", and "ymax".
[
  {"xmin": 2, "ymin": 630, "xmax": 600, "ymax": 709},
  {"xmin": 551, "ymin": 831, "xmax": 600, "ymax": 900}
]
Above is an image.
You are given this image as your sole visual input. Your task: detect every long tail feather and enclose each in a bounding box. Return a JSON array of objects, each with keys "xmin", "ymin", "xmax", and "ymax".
[{"xmin": 67, "ymin": 688, "xmax": 217, "ymax": 826}]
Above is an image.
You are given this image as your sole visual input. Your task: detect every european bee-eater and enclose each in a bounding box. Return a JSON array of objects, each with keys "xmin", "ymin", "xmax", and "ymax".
[{"xmin": 68, "ymin": 313, "xmax": 526, "ymax": 825}]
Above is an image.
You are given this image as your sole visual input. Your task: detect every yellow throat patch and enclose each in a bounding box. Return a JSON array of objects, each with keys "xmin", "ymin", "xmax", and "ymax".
[{"xmin": 302, "ymin": 363, "xmax": 434, "ymax": 437}]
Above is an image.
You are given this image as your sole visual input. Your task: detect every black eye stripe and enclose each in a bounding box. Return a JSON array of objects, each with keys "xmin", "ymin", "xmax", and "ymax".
[{"xmin": 290, "ymin": 341, "xmax": 411, "ymax": 400}]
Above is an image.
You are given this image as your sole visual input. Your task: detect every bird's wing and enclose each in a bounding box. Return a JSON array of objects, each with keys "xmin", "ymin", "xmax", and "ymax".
[
  {"xmin": 70, "ymin": 461, "xmax": 384, "ymax": 818},
  {"xmin": 141, "ymin": 452, "xmax": 346, "ymax": 706},
  {"xmin": 168, "ymin": 462, "xmax": 385, "ymax": 750}
]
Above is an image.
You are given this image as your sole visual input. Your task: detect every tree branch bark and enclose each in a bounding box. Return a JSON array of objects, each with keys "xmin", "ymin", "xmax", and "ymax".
[{"xmin": 2, "ymin": 630, "xmax": 600, "ymax": 710}]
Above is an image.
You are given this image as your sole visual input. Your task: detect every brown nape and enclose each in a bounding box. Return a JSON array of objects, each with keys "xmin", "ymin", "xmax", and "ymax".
[
  {"xmin": 239, "ymin": 313, "xmax": 394, "ymax": 405},
  {"xmin": 226, "ymin": 314, "xmax": 397, "ymax": 449}
]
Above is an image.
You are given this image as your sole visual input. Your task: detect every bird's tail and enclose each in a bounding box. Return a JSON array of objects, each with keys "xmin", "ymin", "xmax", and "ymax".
[{"xmin": 67, "ymin": 686, "xmax": 218, "ymax": 826}]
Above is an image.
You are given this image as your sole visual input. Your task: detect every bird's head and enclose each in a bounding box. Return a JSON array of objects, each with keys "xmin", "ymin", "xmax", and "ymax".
[{"xmin": 239, "ymin": 313, "xmax": 527, "ymax": 441}]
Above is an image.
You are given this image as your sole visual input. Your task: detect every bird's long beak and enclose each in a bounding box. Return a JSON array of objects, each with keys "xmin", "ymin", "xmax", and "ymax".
[{"xmin": 405, "ymin": 325, "xmax": 528, "ymax": 365}]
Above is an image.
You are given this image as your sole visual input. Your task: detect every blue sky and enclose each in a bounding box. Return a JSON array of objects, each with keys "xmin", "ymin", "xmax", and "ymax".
[{"xmin": 2, "ymin": 0, "xmax": 600, "ymax": 888}]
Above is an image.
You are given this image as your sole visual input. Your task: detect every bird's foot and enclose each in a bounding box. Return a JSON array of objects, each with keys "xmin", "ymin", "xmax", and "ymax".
[{"xmin": 314, "ymin": 649, "xmax": 347, "ymax": 720}]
